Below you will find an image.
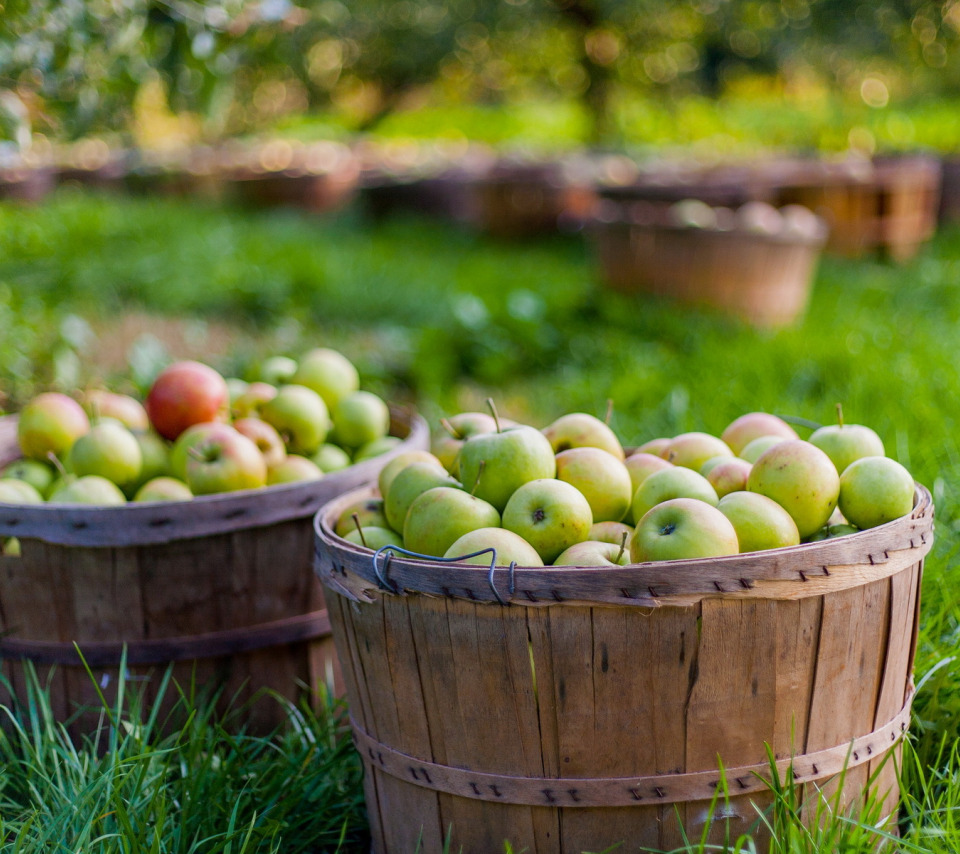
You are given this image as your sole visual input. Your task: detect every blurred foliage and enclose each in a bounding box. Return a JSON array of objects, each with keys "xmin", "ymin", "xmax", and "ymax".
[{"xmin": 3, "ymin": 0, "xmax": 960, "ymax": 147}]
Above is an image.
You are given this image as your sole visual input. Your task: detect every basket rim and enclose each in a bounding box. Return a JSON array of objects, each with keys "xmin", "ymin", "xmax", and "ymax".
[
  {"xmin": 313, "ymin": 481, "xmax": 933, "ymax": 607},
  {"xmin": 0, "ymin": 406, "xmax": 428, "ymax": 547}
]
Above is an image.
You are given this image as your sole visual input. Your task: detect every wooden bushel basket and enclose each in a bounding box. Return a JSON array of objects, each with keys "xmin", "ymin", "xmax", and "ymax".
[
  {"xmin": 314, "ymin": 483, "xmax": 933, "ymax": 853},
  {"xmin": 0, "ymin": 408, "xmax": 427, "ymax": 735},
  {"xmin": 589, "ymin": 213, "xmax": 827, "ymax": 328}
]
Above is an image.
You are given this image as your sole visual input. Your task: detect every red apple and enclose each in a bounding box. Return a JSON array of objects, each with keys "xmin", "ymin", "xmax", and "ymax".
[{"xmin": 145, "ymin": 360, "xmax": 230, "ymax": 441}]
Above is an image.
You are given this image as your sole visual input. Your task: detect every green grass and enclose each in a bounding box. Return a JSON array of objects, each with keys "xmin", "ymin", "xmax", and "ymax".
[{"xmin": 3, "ymin": 189, "xmax": 960, "ymax": 850}]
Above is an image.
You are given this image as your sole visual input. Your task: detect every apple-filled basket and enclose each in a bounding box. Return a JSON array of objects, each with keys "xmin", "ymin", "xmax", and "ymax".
[
  {"xmin": 313, "ymin": 474, "xmax": 932, "ymax": 854},
  {"xmin": 0, "ymin": 404, "xmax": 428, "ymax": 736}
]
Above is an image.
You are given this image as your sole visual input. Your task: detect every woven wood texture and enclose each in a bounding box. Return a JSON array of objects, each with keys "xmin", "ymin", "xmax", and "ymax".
[
  {"xmin": 315, "ymin": 484, "xmax": 932, "ymax": 852},
  {"xmin": 0, "ymin": 408, "xmax": 428, "ymax": 735}
]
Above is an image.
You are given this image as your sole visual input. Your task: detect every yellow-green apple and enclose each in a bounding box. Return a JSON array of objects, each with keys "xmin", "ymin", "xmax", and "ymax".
[
  {"xmin": 133, "ymin": 476, "xmax": 193, "ymax": 502},
  {"xmin": 458, "ymin": 425, "xmax": 557, "ymax": 512},
  {"xmin": 555, "ymin": 447, "xmax": 632, "ymax": 522},
  {"xmin": 0, "ymin": 459, "xmax": 57, "ymax": 496},
  {"xmin": 184, "ymin": 424, "xmax": 267, "ymax": 495},
  {"xmin": 291, "ymin": 348, "xmax": 359, "ymax": 409},
  {"xmin": 2, "ymin": 538, "xmax": 20, "ymax": 556},
  {"xmin": 231, "ymin": 381, "xmax": 278, "ymax": 418},
  {"xmin": 541, "ymin": 412, "xmax": 625, "ymax": 460},
  {"xmin": 589, "ymin": 520, "xmax": 634, "ymax": 546},
  {"xmin": 706, "ymin": 457, "xmax": 753, "ymax": 499},
  {"xmin": 810, "ymin": 418, "xmax": 885, "ymax": 475},
  {"xmin": 354, "ymin": 435, "xmax": 401, "ymax": 462},
  {"xmin": 378, "ymin": 451, "xmax": 445, "ymax": 497},
  {"xmin": 631, "ymin": 466, "xmax": 719, "ymax": 523},
  {"xmin": 0, "ymin": 479, "xmax": 44, "ymax": 504},
  {"xmin": 344, "ymin": 525, "xmax": 402, "ymax": 550},
  {"xmin": 225, "ymin": 378, "xmax": 249, "ymax": 403},
  {"xmin": 311, "ymin": 443, "xmax": 352, "ymax": 473},
  {"xmin": 662, "ymin": 432, "xmax": 733, "ymax": 471},
  {"xmin": 699, "ymin": 455, "xmax": 730, "ymax": 477},
  {"xmin": 331, "ymin": 391, "xmax": 390, "ymax": 450},
  {"xmin": 260, "ymin": 384, "xmax": 330, "ymax": 455},
  {"xmin": 443, "ymin": 527, "xmax": 544, "ymax": 567},
  {"xmin": 747, "ymin": 440, "xmax": 840, "ymax": 538},
  {"xmin": 129, "ymin": 430, "xmax": 171, "ymax": 494},
  {"xmin": 502, "ymin": 478, "xmax": 593, "ymax": 564},
  {"xmin": 432, "ymin": 412, "xmax": 498, "ymax": 474},
  {"xmin": 721, "ymin": 412, "xmax": 798, "ymax": 455},
  {"xmin": 145, "ymin": 360, "xmax": 229, "ymax": 441},
  {"xmin": 170, "ymin": 422, "xmax": 221, "ymax": 480},
  {"xmin": 384, "ymin": 462, "xmax": 461, "ymax": 532},
  {"xmin": 258, "ymin": 355, "xmax": 298, "ymax": 386},
  {"xmin": 335, "ymin": 497, "xmax": 390, "ymax": 537},
  {"xmin": 624, "ymin": 452, "xmax": 673, "ymax": 494},
  {"xmin": 267, "ymin": 455, "xmax": 324, "ymax": 485},
  {"xmin": 553, "ymin": 539, "xmax": 630, "ymax": 566},
  {"xmin": 67, "ymin": 421, "xmax": 143, "ymax": 490},
  {"xmin": 234, "ymin": 417, "xmax": 287, "ymax": 468},
  {"xmin": 717, "ymin": 491, "xmax": 800, "ymax": 553},
  {"xmin": 631, "ymin": 498, "xmax": 739, "ymax": 562},
  {"xmin": 17, "ymin": 392, "xmax": 90, "ymax": 461},
  {"xmin": 82, "ymin": 389, "xmax": 150, "ymax": 431},
  {"xmin": 635, "ymin": 437, "xmax": 671, "ymax": 456},
  {"xmin": 838, "ymin": 456, "xmax": 914, "ymax": 529},
  {"xmin": 739, "ymin": 435, "xmax": 789, "ymax": 464},
  {"xmin": 806, "ymin": 523, "xmax": 859, "ymax": 542},
  {"xmin": 48, "ymin": 475, "xmax": 126, "ymax": 505},
  {"xmin": 403, "ymin": 486, "xmax": 501, "ymax": 557}
]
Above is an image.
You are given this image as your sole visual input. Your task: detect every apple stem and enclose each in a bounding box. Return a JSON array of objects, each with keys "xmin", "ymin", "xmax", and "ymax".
[
  {"xmin": 486, "ymin": 398, "xmax": 502, "ymax": 433},
  {"xmin": 616, "ymin": 531, "xmax": 628, "ymax": 564},
  {"xmin": 46, "ymin": 452, "xmax": 67, "ymax": 478},
  {"xmin": 836, "ymin": 402, "xmax": 845, "ymax": 428},
  {"xmin": 352, "ymin": 513, "xmax": 368, "ymax": 548},
  {"xmin": 604, "ymin": 399, "xmax": 614, "ymax": 427},
  {"xmin": 440, "ymin": 418, "xmax": 463, "ymax": 440},
  {"xmin": 471, "ymin": 460, "xmax": 486, "ymax": 497}
]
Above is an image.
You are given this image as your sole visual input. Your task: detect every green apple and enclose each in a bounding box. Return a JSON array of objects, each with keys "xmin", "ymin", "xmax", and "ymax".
[
  {"xmin": 344, "ymin": 525, "xmax": 402, "ymax": 550},
  {"xmin": 335, "ymin": 496, "xmax": 391, "ymax": 537},
  {"xmin": 311, "ymin": 443, "xmax": 353, "ymax": 473},
  {"xmin": 17, "ymin": 392, "xmax": 90, "ymax": 461},
  {"xmin": 553, "ymin": 540, "xmax": 630, "ymax": 567},
  {"xmin": 0, "ymin": 478, "xmax": 44, "ymax": 504},
  {"xmin": 353, "ymin": 435, "xmax": 401, "ymax": 462},
  {"xmin": 588, "ymin": 520, "xmax": 634, "ymax": 547},
  {"xmin": 631, "ymin": 466, "xmax": 719, "ymax": 523},
  {"xmin": 403, "ymin": 486, "xmax": 501, "ymax": 557},
  {"xmin": 378, "ymin": 451, "xmax": 445, "ymax": 497},
  {"xmin": 234, "ymin": 417, "xmax": 287, "ymax": 468},
  {"xmin": 458, "ymin": 425, "xmax": 557, "ymax": 512},
  {"xmin": 133, "ymin": 476, "xmax": 193, "ymax": 502},
  {"xmin": 0, "ymin": 459, "xmax": 57, "ymax": 497},
  {"xmin": 291, "ymin": 348, "xmax": 359, "ymax": 409},
  {"xmin": 129, "ymin": 430, "xmax": 172, "ymax": 493},
  {"xmin": 330, "ymin": 391, "xmax": 390, "ymax": 451},
  {"xmin": 810, "ymin": 414, "xmax": 885, "ymax": 475},
  {"xmin": 706, "ymin": 457, "xmax": 753, "ymax": 499},
  {"xmin": 231, "ymin": 381, "xmax": 278, "ymax": 418},
  {"xmin": 806, "ymin": 523, "xmax": 860, "ymax": 542},
  {"xmin": 662, "ymin": 432, "xmax": 733, "ymax": 471},
  {"xmin": 631, "ymin": 498, "xmax": 739, "ymax": 562},
  {"xmin": 384, "ymin": 461, "xmax": 462, "ymax": 532},
  {"xmin": 431, "ymin": 412, "xmax": 498, "ymax": 474},
  {"xmin": 267, "ymin": 455, "xmax": 324, "ymax": 485},
  {"xmin": 82, "ymin": 389, "xmax": 150, "ymax": 431},
  {"xmin": 258, "ymin": 355, "xmax": 298, "ymax": 386},
  {"xmin": 170, "ymin": 422, "xmax": 221, "ymax": 480},
  {"xmin": 624, "ymin": 452, "xmax": 673, "ymax": 495},
  {"xmin": 185, "ymin": 424, "xmax": 267, "ymax": 495},
  {"xmin": 443, "ymin": 527, "xmax": 544, "ymax": 567},
  {"xmin": 2, "ymin": 537, "xmax": 21, "ymax": 556},
  {"xmin": 747, "ymin": 440, "xmax": 840, "ymax": 538},
  {"xmin": 555, "ymin": 447, "xmax": 632, "ymax": 523},
  {"xmin": 502, "ymin": 478, "xmax": 593, "ymax": 565},
  {"xmin": 225, "ymin": 377, "xmax": 249, "ymax": 403},
  {"xmin": 67, "ymin": 421, "xmax": 143, "ymax": 490},
  {"xmin": 699, "ymin": 455, "xmax": 730, "ymax": 477},
  {"xmin": 261, "ymin": 384, "xmax": 330, "ymax": 455},
  {"xmin": 48, "ymin": 475, "xmax": 126, "ymax": 505},
  {"xmin": 541, "ymin": 412, "xmax": 625, "ymax": 460},
  {"xmin": 838, "ymin": 456, "xmax": 914, "ymax": 529},
  {"xmin": 739, "ymin": 435, "xmax": 790, "ymax": 464},
  {"xmin": 721, "ymin": 412, "xmax": 799, "ymax": 455},
  {"xmin": 717, "ymin": 491, "xmax": 800, "ymax": 553},
  {"xmin": 635, "ymin": 437, "xmax": 671, "ymax": 456}
]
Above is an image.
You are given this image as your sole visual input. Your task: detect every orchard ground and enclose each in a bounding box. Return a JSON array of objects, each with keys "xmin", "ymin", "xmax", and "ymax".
[{"xmin": 2, "ymin": 188, "xmax": 960, "ymax": 851}]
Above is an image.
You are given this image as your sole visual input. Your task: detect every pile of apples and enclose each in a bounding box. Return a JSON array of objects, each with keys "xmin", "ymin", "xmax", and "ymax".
[
  {"xmin": 334, "ymin": 403, "xmax": 918, "ymax": 566},
  {"xmin": 0, "ymin": 348, "xmax": 397, "ymax": 507}
]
